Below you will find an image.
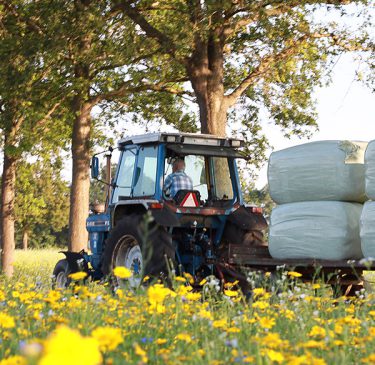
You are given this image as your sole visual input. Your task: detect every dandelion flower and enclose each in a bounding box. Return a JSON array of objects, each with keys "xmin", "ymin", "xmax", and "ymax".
[
  {"xmin": 39, "ymin": 325, "xmax": 101, "ymax": 365},
  {"xmin": 69, "ymin": 272, "xmax": 88, "ymax": 281},
  {"xmin": 113, "ymin": 266, "xmax": 132, "ymax": 279},
  {"xmin": 0, "ymin": 355, "xmax": 26, "ymax": 365},
  {"xmin": 288, "ymin": 271, "xmax": 302, "ymax": 278},
  {"xmin": 0, "ymin": 313, "xmax": 15, "ymax": 329},
  {"xmin": 91, "ymin": 326, "xmax": 123, "ymax": 351},
  {"xmin": 175, "ymin": 333, "xmax": 192, "ymax": 343}
]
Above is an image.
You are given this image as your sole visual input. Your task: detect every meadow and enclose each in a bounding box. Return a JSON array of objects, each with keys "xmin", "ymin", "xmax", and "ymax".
[{"xmin": 0, "ymin": 249, "xmax": 375, "ymax": 365}]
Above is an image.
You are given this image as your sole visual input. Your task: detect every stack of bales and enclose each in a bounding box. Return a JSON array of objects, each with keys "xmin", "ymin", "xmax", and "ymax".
[
  {"xmin": 268, "ymin": 140, "xmax": 367, "ymax": 260},
  {"xmin": 360, "ymin": 141, "xmax": 375, "ymax": 258}
]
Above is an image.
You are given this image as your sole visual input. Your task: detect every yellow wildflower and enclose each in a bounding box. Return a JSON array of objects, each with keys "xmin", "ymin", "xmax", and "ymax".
[
  {"xmin": 39, "ymin": 326, "xmax": 101, "ymax": 365},
  {"xmin": 185, "ymin": 292, "xmax": 201, "ymax": 301},
  {"xmin": 0, "ymin": 356, "xmax": 26, "ymax": 365},
  {"xmin": 175, "ymin": 333, "xmax": 192, "ymax": 343},
  {"xmin": 194, "ymin": 349, "xmax": 206, "ymax": 357},
  {"xmin": 134, "ymin": 344, "xmax": 148, "ymax": 363},
  {"xmin": 176, "ymin": 285, "xmax": 193, "ymax": 296},
  {"xmin": 288, "ymin": 271, "xmax": 302, "ymax": 278},
  {"xmin": 155, "ymin": 338, "xmax": 167, "ymax": 345},
  {"xmin": 244, "ymin": 356, "xmax": 255, "ymax": 363},
  {"xmin": 334, "ymin": 323, "xmax": 343, "ymax": 335},
  {"xmin": 198, "ymin": 308, "xmax": 213, "ymax": 320},
  {"xmin": 212, "ymin": 319, "xmax": 227, "ymax": 328},
  {"xmin": 147, "ymin": 284, "xmax": 175, "ymax": 306},
  {"xmin": 175, "ymin": 276, "xmax": 187, "ymax": 282},
  {"xmin": 143, "ymin": 275, "xmax": 150, "ymax": 282},
  {"xmin": 267, "ymin": 350, "xmax": 284, "ymax": 364},
  {"xmin": 224, "ymin": 290, "xmax": 238, "ymax": 297},
  {"xmin": 45, "ymin": 290, "xmax": 61, "ymax": 303},
  {"xmin": 224, "ymin": 280, "xmax": 238, "ymax": 288},
  {"xmin": 113, "ymin": 266, "xmax": 132, "ymax": 279},
  {"xmin": 262, "ymin": 333, "xmax": 285, "ymax": 348},
  {"xmin": 308, "ymin": 326, "xmax": 326, "ymax": 339},
  {"xmin": 332, "ymin": 340, "xmax": 344, "ymax": 346},
  {"xmin": 0, "ymin": 313, "xmax": 15, "ymax": 329},
  {"xmin": 253, "ymin": 288, "xmax": 266, "ymax": 297},
  {"xmin": 287, "ymin": 355, "xmax": 309, "ymax": 365},
  {"xmin": 252, "ymin": 301, "xmax": 269, "ymax": 310},
  {"xmin": 303, "ymin": 340, "xmax": 325, "ymax": 349},
  {"xmin": 226, "ymin": 327, "xmax": 240, "ymax": 333},
  {"xmin": 259, "ymin": 317, "xmax": 276, "ymax": 329},
  {"xmin": 183, "ymin": 272, "xmax": 195, "ymax": 284},
  {"xmin": 69, "ymin": 272, "xmax": 88, "ymax": 281},
  {"xmin": 91, "ymin": 326, "xmax": 123, "ymax": 351}
]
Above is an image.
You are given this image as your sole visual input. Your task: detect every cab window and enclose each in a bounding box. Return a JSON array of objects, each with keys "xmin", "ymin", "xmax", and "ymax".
[
  {"xmin": 133, "ymin": 146, "xmax": 158, "ymax": 197},
  {"xmin": 112, "ymin": 149, "xmax": 136, "ymax": 203},
  {"xmin": 211, "ymin": 157, "xmax": 234, "ymax": 200}
]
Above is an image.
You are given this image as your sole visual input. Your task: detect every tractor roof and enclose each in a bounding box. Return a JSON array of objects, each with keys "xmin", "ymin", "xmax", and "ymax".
[{"xmin": 118, "ymin": 132, "xmax": 244, "ymax": 148}]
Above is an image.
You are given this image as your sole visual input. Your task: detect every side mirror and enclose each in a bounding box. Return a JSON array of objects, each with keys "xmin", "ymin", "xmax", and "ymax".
[{"xmin": 91, "ymin": 156, "xmax": 99, "ymax": 179}]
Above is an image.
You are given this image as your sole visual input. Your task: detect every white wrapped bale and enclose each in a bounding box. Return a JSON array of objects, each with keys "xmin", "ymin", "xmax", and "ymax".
[
  {"xmin": 360, "ymin": 201, "xmax": 375, "ymax": 258},
  {"xmin": 268, "ymin": 140, "xmax": 367, "ymax": 204},
  {"xmin": 269, "ymin": 201, "xmax": 363, "ymax": 260},
  {"xmin": 365, "ymin": 141, "xmax": 375, "ymax": 200}
]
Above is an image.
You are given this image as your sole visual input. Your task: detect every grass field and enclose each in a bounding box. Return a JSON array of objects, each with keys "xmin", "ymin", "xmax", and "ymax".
[{"xmin": 0, "ymin": 249, "xmax": 375, "ymax": 365}]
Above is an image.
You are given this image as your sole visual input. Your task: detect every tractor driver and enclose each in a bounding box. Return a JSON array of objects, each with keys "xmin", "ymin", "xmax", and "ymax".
[{"xmin": 164, "ymin": 158, "xmax": 193, "ymax": 198}]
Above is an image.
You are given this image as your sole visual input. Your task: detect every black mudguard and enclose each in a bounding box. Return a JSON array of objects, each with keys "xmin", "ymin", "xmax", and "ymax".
[
  {"xmin": 227, "ymin": 206, "xmax": 268, "ymax": 231},
  {"xmin": 60, "ymin": 251, "xmax": 89, "ymax": 273},
  {"xmin": 150, "ymin": 205, "xmax": 180, "ymax": 227}
]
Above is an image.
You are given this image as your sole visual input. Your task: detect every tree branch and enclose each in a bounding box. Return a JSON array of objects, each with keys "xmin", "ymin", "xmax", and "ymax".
[
  {"xmin": 91, "ymin": 78, "xmax": 191, "ymax": 103},
  {"xmin": 90, "ymin": 48, "xmax": 163, "ymax": 78},
  {"xmin": 34, "ymin": 102, "xmax": 63, "ymax": 129},
  {"xmin": 112, "ymin": 1, "xmax": 182, "ymax": 62},
  {"xmin": 224, "ymin": 32, "xmax": 336, "ymax": 106}
]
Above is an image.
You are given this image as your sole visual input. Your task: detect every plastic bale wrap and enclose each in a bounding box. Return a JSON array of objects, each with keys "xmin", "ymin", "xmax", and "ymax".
[
  {"xmin": 269, "ymin": 201, "xmax": 363, "ymax": 260},
  {"xmin": 365, "ymin": 140, "xmax": 375, "ymax": 200},
  {"xmin": 268, "ymin": 140, "xmax": 367, "ymax": 204},
  {"xmin": 360, "ymin": 201, "xmax": 375, "ymax": 258}
]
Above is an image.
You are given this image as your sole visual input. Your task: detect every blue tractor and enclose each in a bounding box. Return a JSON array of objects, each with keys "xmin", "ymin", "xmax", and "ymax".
[{"xmin": 53, "ymin": 133, "xmax": 267, "ymax": 291}]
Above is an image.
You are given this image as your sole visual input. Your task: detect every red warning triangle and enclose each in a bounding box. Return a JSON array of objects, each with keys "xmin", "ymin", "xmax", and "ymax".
[{"xmin": 181, "ymin": 192, "xmax": 199, "ymax": 207}]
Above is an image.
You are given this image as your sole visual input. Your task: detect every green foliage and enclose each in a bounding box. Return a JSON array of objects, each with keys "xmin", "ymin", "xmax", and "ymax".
[
  {"xmin": 0, "ymin": 1, "xmax": 70, "ymax": 155},
  {"xmin": 245, "ymin": 184, "xmax": 275, "ymax": 219},
  {"xmin": 14, "ymin": 156, "xmax": 70, "ymax": 248}
]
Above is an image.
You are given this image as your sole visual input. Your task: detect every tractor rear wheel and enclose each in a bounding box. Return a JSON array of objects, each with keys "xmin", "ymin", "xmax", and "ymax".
[{"xmin": 101, "ymin": 215, "xmax": 175, "ymax": 287}]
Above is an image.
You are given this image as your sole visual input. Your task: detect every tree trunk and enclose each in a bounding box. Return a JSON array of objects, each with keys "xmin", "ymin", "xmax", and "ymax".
[
  {"xmin": 22, "ymin": 229, "xmax": 28, "ymax": 250},
  {"xmin": 68, "ymin": 98, "xmax": 93, "ymax": 252},
  {"xmin": 187, "ymin": 31, "xmax": 228, "ymax": 137},
  {"xmin": 1, "ymin": 153, "xmax": 17, "ymax": 276}
]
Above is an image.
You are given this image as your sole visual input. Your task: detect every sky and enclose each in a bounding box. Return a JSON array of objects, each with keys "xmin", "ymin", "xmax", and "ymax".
[{"xmin": 255, "ymin": 53, "xmax": 375, "ymax": 188}]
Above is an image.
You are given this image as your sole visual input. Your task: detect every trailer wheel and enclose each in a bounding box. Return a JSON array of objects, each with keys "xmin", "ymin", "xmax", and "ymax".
[
  {"xmin": 52, "ymin": 259, "xmax": 71, "ymax": 289},
  {"xmin": 101, "ymin": 215, "xmax": 175, "ymax": 287}
]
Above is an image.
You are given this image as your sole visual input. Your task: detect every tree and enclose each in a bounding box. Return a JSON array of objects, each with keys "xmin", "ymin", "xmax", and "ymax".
[
  {"xmin": 0, "ymin": 1, "xmax": 67, "ymax": 275},
  {"xmin": 46, "ymin": 0, "xmax": 195, "ymax": 251},
  {"xmin": 15, "ymin": 157, "xmax": 70, "ymax": 250},
  {"xmin": 114, "ymin": 0, "xmax": 373, "ymax": 147}
]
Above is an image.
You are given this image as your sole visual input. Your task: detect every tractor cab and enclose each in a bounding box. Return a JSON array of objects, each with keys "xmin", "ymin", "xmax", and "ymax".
[{"xmin": 111, "ymin": 133, "xmax": 245, "ymax": 209}]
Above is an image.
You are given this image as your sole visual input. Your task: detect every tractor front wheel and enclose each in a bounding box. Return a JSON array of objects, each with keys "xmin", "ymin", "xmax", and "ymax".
[
  {"xmin": 52, "ymin": 259, "xmax": 71, "ymax": 289},
  {"xmin": 101, "ymin": 215, "xmax": 175, "ymax": 287}
]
